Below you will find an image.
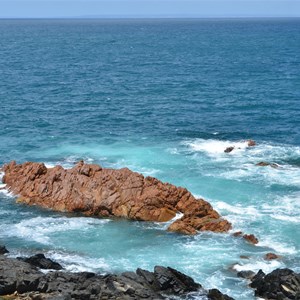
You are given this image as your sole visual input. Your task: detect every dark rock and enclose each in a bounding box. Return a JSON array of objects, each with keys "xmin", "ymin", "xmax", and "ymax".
[
  {"xmin": 0, "ymin": 245, "xmax": 9, "ymax": 255},
  {"xmin": 18, "ymin": 254, "xmax": 63, "ymax": 270},
  {"xmin": 250, "ymin": 268, "xmax": 300, "ymax": 300},
  {"xmin": 224, "ymin": 147, "xmax": 235, "ymax": 153},
  {"xmin": 208, "ymin": 288, "xmax": 235, "ymax": 300},
  {"xmin": 232, "ymin": 231, "xmax": 243, "ymax": 237},
  {"xmin": 240, "ymin": 255, "xmax": 250, "ymax": 259},
  {"xmin": 0, "ymin": 256, "xmax": 42, "ymax": 295},
  {"xmin": 237, "ymin": 270, "xmax": 256, "ymax": 280},
  {"xmin": 153, "ymin": 266, "xmax": 201, "ymax": 294},
  {"xmin": 0, "ymin": 255, "xmax": 206, "ymax": 299}
]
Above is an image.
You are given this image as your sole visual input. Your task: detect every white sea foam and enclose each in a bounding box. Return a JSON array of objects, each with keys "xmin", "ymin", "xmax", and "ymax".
[
  {"xmin": 3, "ymin": 216, "xmax": 110, "ymax": 245},
  {"xmin": 182, "ymin": 138, "xmax": 300, "ymax": 188},
  {"xmin": 232, "ymin": 259, "xmax": 283, "ymax": 274},
  {"xmin": 214, "ymin": 201, "xmax": 260, "ymax": 216},
  {"xmin": 257, "ymin": 238, "xmax": 297, "ymax": 255},
  {"xmin": 47, "ymin": 251, "xmax": 110, "ymax": 273}
]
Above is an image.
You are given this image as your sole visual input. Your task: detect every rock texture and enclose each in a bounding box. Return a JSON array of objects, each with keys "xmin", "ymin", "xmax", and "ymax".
[
  {"xmin": 0, "ymin": 253, "xmax": 234, "ymax": 300},
  {"xmin": 17, "ymin": 254, "xmax": 63, "ymax": 270},
  {"xmin": 250, "ymin": 268, "xmax": 300, "ymax": 300},
  {"xmin": 2, "ymin": 161, "xmax": 231, "ymax": 235},
  {"xmin": 0, "ymin": 245, "xmax": 9, "ymax": 255}
]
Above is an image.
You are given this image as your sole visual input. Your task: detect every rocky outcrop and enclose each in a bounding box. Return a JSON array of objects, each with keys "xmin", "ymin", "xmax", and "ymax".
[
  {"xmin": 17, "ymin": 254, "xmax": 63, "ymax": 270},
  {"xmin": 250, "ymin": 268, "xmax": 300, "ymax": 300},
  {"xmin": 1, "ymin": 161, "xmax": 231, "ymax": 235},
  {"xmin": 0, "ymin": 245, "xmax": 9, "ymax": 255},
  {"xmin": 0, "ymin": 252, "xmax": 234, "ymax": 300}
]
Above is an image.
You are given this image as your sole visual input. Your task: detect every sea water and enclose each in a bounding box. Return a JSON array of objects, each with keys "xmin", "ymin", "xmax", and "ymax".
[{"xmin": 0, "ymin": 19, "xmax": 299, "ymax": 299}]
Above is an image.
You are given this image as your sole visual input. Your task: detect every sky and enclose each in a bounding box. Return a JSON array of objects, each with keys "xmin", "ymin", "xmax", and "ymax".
[{"xmin": 0, "ymin": 0, "xmax": 300, "ymax": 18}]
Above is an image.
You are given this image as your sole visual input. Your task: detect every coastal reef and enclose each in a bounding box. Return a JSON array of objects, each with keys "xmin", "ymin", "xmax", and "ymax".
[{"xmin": 1, "ymin": 161, "xmax": 231, "ymax": 235}]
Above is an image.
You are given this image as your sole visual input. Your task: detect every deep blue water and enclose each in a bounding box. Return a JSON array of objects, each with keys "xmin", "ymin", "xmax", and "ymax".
[{"xmin": 0, "ymin": 19, "xmax": 299, "ymax": 299}]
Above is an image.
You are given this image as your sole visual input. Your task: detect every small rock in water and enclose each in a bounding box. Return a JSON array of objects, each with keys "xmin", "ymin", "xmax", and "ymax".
[
  {"xmin": 256, "ymin": 161, "xmax": 279, "ymax": 168},
  {"xmin": 264, "ymin": 252, "xmax": 281, "ymax": 260},
  {"xmin": 232, "ymin": 231, "xmax": 243, "ymax": 237},
  {"xmin": 247, "ymin": 140, "xmax": 256, "ymax": 147},
  {"xmin": 237, "ymin": 270, "xmax": 256, "ymax": 280},
  {"xmin": 224, "ymin": 146, "xmax": 235, "ymax": 153},
  {"xmin": 243, "ymin": 234, "xmax": 259, "ymax": 244}
]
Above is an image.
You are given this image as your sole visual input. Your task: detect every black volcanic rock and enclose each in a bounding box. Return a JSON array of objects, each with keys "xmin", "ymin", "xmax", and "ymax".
[
  {"xmin": 0, "ymin": 248, "xmax": 236, "ymax": 299},
  {"xmin": 0, "ymin": 245, "xmax": 9, "ymax": 255},
  {"xmin": 250, "ymin": 268, "xmax": 300, "ymax": 300},
  {"xmin": 18, "ymin": 253, "xmax": 63, "ymax": 270},
  {"xmin": 208, "ymin": 288, "xmax": 235, "ymax": 300}
]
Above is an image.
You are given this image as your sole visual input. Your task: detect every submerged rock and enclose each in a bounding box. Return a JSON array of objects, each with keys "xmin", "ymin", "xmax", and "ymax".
[
  {"xmin": 2, "ymin": 161, "xmax": 231, "ymax": 235},
  {"xmin": 250, "ymin": 268, "xmax": 300, "ymax": 300},
  {"xmin": 256, "ymin": 161, "xmax": 279, "ymax": 168},
  {"xmin": 0, "ymin": 253, "xmax": 234, "ymax": 300},
  {"xmin": 264, "ymin": 252, "xmax": 281, "ymax": 260}
]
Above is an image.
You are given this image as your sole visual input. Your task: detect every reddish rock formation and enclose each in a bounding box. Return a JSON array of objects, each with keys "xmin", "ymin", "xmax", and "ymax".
[
  {"xmin": 264, "ymin": 253, "xmax": 281, "ymax": 260},
  {"xmin": 247, "ymin": 140, "xmax": 256, "ymax": 147},
  {"xmin": 243, "ymin": 234, "xmax": 259, "ymax": 245},
  {"xmin": 2, "ymin": 161, "xmax": 231, "ymax": 235}
]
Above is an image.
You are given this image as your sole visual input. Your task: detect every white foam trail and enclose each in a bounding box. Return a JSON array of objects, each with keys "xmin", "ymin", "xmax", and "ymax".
[
  {"xmin": 233, "ymin": 259, "xmax": 283, "ymax": 274},
  {"xmin": 3, "ymin": 216, "xmax": 111, "ymax": 245},
  {"xmin": 257, "ymin": 238, "xmax": 297, "ymax": 255},
  {"xmin": 48, "ymin": 251, "xmax": 110, "ymax": 273},
  {"xmin": 182, "ymin": 138, "xmax": 300, "ymax": 187},
  {"xmin": 214, "ymin": 201, "xmax": 260, "ymax": 216},
  {"xmin": 270, "ymin": 214, "xmax": 300, "ymax": 223},
  {"xmin": 0, "ymin": 171, "xmax": 14, "ymax": 198},
  {"xmin": 184, "ymin": 139, "xmax": 249, "ymax": 156}
]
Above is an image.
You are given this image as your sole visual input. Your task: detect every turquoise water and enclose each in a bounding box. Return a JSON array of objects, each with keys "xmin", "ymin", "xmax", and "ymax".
[{"xmin": 0, "ymin": 19, "xmax": 299, "ymax": 299}]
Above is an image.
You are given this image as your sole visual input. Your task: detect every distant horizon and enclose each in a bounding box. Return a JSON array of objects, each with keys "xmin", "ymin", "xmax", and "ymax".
[
  {"xmin": 1, "ymin": 16, "xmax": 300, "ymax": 20},
  {"xmin": 1, "ymin": 0, "xmax": 300, "ymax": 19}
]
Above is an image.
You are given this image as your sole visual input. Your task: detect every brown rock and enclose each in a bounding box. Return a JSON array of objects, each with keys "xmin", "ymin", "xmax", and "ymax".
[
  {"xmin": 233, "ymin": 231, "xmax": 243, "ymax": 237},
  {"xmin": 243, "ymin": 234, "xmax": 259, "ymax": 244},
  {"xmin": 2, "ymin": 161, "xmax": 231, "ymax": 235},
  {"xmin": 224, "ymin": 146, "xmax": 235, "ymax": 153},
  {"xmin": 264, "ymin": 253, "xmax": 281, "ymax": 260},
  {"xmin": 256, "ymin": 161, "xmax": 279, "ymax": 168},
  {"xmin": 247, "ymin": 140, "xmax": 256, "ymax": 147}
]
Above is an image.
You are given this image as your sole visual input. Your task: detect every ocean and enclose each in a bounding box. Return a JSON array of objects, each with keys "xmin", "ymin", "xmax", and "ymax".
[{"xmin": 0, "ymin": 18, "xmax": 299, "ymax": 299}]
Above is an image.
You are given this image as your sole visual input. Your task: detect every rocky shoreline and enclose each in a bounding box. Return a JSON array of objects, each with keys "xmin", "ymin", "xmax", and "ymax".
[
  {"xmin": 0, "ymin": 246, "xmax": 233, "ymax": 300},
  {"xmin": 1, "ymin": 246, "xmax": 299, "ymax": 300}
]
